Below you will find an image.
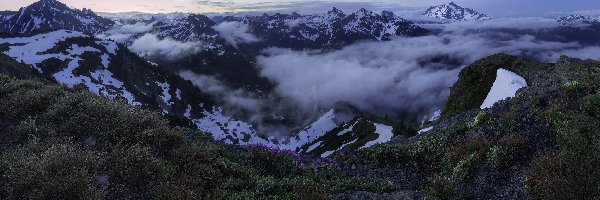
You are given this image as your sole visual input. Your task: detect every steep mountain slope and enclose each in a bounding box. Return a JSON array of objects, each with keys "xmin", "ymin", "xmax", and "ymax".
[
  {"xmin": 0, "ymin": 55, "xmax": 398, "ymax": 199},
  {"xmin": 0, "ymin": 30, "xmax": 268, "ymax": 144},
  {"xmin": 423, "ymin": 2, "xmax": 490, "ymax": 21},
  {"xmin": 0, "ymin": 0, "xmax": 113, "ymax": 34},
  {"xmin": 0, "ymin": 30, "xmax": 403, "ymax": 153}
]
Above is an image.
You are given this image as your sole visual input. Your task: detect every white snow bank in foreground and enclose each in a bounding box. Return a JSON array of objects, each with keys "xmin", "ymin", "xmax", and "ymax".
[{"xmin": 480, "ymin": 68, "xmax": 527, "ymax": 109}]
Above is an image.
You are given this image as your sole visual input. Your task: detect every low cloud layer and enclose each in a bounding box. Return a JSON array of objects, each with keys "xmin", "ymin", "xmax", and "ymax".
[
  {"xmin": 97, "ymin": 22, "xmax": 154, "ymax": 43},
  {"xmin": 256, "ymin": 27, "xmax": 600, "ymax": 122},
  {"xmin": 213, "ymin": 21, "xmax": 260, "ymax": 48},
  {"xmin": 179, "ymin": 71, "xmax": 263, "ymax": 113},
  {"xmin": 113, "ymin": 17, "xmax": 600, "ymax": 135},
  {"xmin": 129, "ymin": 33, "xmax": 203, "ymax": 59}
]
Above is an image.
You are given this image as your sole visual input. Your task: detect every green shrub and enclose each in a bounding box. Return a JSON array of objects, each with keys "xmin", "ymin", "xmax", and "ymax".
[
  {"xmin": 562, "ymin": 80, "xmax": 585, "ymax": 94},
  {"xmin": 0, "ymin": 138, "xmax": 103, "ymax": 200},
  {"xmin": 159, "ymin": 144, "xmax": 223, "ymax": 199},
  {"xmin": 526, "ymin": 154, "xmax": 600, "ymax": 199},
  {"xmin": 452, "ymin": 152, "xmax": 479, "ymax": 180},
  {"xmin": 486, "ymin": 146, "xmax": 503, "ymax": 169},
  {"xmin": 418, "ymin": 125, "xmax": 468, "ymax": 169},
  {"xmin": 422, "ymin": 175, "xmax": 455, "ymax": 198},
  {"xmin": 531, "ymin": 102, "xmax": 600, "ymax": 199},
  {"xmin": 444, "ymin": 135, "xmax": 489, "ymax": 170},
  {"xmin": 359, "ymin": 143, "xmax": 420, "ymax": 167},
  {"xmin": 392, "ymin": 123, "xmax": 418, "ymax": 137},
  {"xmin": 468, "ymin": 111, "xmax": 488, "ymax": 129},
  {"xmin": 582, "ymin": 94, "xmax": 600, "ymax": 117}
]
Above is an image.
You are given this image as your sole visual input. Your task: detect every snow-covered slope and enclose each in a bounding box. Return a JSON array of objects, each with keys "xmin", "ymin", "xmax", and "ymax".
[
  {"xmin": 423, "ymin": 2, "xmax": 490, "ymax": 21},
  {"xmin": 0, "ymin": 30, "xmax": 263, "ymax": 147},
  {"xmin": 0, "ymin": 0, "xmax": 113, "ymax": 34},
  {"xmin": 0, "ymin": 30, "xmax": 138, "ymax": 104},
  {"xmin": 359, "ymin": 123, "xmax": 394, "ymax": 149},
  {"xmin": 298, "ymin": 117, "xmax": 402, "ymax": 157},
  {"xmin": 481, "ymin": 68, "xmax": 528, "ymax": 109}
]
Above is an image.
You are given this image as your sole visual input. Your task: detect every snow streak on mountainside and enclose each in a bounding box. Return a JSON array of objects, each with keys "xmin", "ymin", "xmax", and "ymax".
[
  {"xmin": 0, "ymin": 30, "xmax": 137, "ymax": 104},
  {"xmin": 423, "ymin": 2, "xmax": 490, "ymax": 21},
  {"xmin": 0, "ymin": 0, "xmax": 113, "ymax": 34}
]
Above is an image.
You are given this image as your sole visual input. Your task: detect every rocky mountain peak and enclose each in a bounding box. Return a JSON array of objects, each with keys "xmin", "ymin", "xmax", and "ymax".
[
  {"xmin": 0, "ymin": 0, "xmax": 114, "ymax": 34},
  {"xmin": 328, "ymin": 7, "xmax": 345, "ymax": 17},
  {"xmin": 423, "ymin": 2, "xmax": 490, "ymax": 21},
  {"xmin": 556, "ymin": 14, "xmax": 599, "ymax": 25}
]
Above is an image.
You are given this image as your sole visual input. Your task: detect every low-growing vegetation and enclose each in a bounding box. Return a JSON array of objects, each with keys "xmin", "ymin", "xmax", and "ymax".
[{"xmin": 0, "ymin": 73, "xmax": 396, "ymax": 199}]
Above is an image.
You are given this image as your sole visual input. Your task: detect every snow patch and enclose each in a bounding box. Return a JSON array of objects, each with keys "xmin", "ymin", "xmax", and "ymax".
[
  {"xmin": 283, "ymin": 109, "xmax": 337, "ymax": 150},
  {"xmin": 306, "ymin": 141, "xmax": 323, "ymax": 153},
  {"xmin": 480, "ymin": 68, "xmax": 528, "ymax": 109},
  {"xmin": 360, "ymin": 123, "xmax": 394, "ymax": 149},
  {"xmin": 418, "ymin": 126, "xmax": 433, "ymax": 134}
]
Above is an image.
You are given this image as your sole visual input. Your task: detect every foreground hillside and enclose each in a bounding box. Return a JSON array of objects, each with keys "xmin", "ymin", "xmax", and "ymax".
[
  {"xmin": 1, "ymin": 52, "xmax": 599, "ymax": 199},
  {"xmin": 338, "ymin": 54, "xmax": 600, "ymax": 199},
  {"xmin": 0, "ymin": 54, "xmax": 396, "ymax": 199}
]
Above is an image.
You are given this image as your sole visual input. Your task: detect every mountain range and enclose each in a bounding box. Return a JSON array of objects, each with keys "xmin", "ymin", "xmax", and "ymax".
[
  {"xmin": 1, "ymin": 0, "xmax": 599, "ymax": 199},
  {"xmin": 0, "ymin": 0, "xmax": 437, "ymax": 154},
  {"xmin": 555, "ymin": 14, "xmax": 600, "ymax": 25},
  {"xmin": 0, "ymin": 0, "xmax": 595, "ymax": 157}
]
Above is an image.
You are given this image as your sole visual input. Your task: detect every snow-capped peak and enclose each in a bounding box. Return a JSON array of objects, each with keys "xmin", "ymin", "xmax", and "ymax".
[
  {"xmin": 0, "ymin": 0, "xmax": 114, "ymax": 34},
  {"xmin": 555, "ymin": 14, "xmax": 599, "ymax": 25},
  {"xmin": 423, "ymin": 2, "xmax": 490, "ymax": 21}
]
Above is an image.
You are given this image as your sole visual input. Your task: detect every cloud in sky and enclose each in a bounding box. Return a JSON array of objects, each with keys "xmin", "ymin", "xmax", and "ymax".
[
  {"xmin": 97, "ymin": 22, "xmax": 154, "ymax": 43},
  {"xmin": 129, "ymin": 33, "xmax": 202, "ymax": 59},
  {"xmin": 213, "ymin": 21, "xmax": 260, "ymax": 48},
  {"xmin": 2, "ymin": 0, "xmax": 600, "ymax": 16}
]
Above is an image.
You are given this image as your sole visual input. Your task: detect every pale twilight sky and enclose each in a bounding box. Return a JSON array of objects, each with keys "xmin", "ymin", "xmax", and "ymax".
[{"xmin": 0, "ymin": 0, "xmax": 599, "ymax": 16}]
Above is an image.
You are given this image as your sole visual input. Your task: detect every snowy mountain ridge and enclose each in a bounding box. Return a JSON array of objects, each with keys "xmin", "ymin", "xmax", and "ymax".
[
  {"xmin": 0, "ymin": 0, "xmax": 113, "ymax": 34},
  {"xmin": 423, "ymin": 2, "xmax": 490, "ymax": 21},
  {"xmin": 555, "ymin": 14, "xmax": 600, "ymax": 25}
]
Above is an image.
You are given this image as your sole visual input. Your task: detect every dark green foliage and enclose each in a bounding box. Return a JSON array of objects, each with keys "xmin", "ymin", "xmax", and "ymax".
[
  {"xmin": 526, "ymin": 75, "xmax": 600, "ymax": 199},
  {"xmin": 392, "ymin": 122, "xmax": 418, "ymax": 137},
  {"xmin": 358, "ymin": 143, "xmax": 420, "ymax": 167},
  {"xmin": 0, "ymin": 138, "xmax": 103, "ymax": 200},
  {"xmin": 422, "ymin": 175, "xmax": 454, "ymax": 198},
  {"xmin": 582, "ymin": 93, "xmax": 600, "ymax": 117},
  {"xmin": 0, "ymin": 53, "xmax": 45, "ymax": 80},
  {"xmin": 443, "ymin": 136, "xmax": 489, "ymax": 174},
  {"xmin": 38, "ymin": 57, "xmax": 68, "ymax": 76}
]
